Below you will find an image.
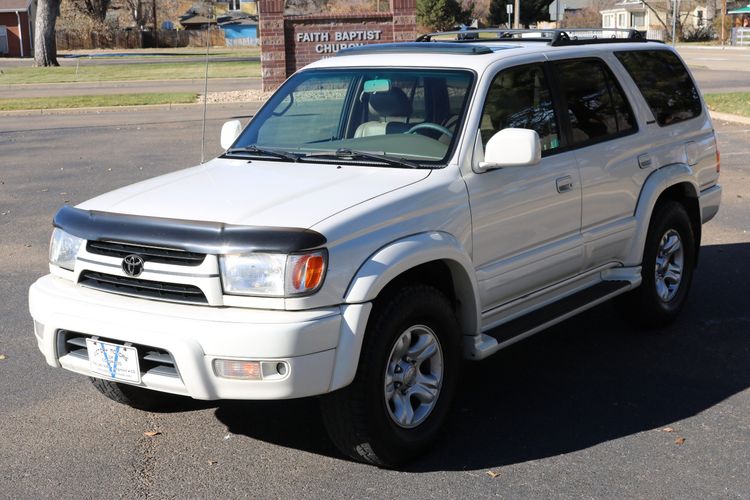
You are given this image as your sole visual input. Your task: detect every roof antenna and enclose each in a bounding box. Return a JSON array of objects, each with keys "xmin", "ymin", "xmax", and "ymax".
[{"xmin": 200, "ymin": 5, "xmax": 212, "ymax": 164}]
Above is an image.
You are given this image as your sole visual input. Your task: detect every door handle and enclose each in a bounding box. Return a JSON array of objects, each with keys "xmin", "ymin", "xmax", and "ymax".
[{"xmin": 556, "ymin": 176, "xmax": 574, "ymax": 193}]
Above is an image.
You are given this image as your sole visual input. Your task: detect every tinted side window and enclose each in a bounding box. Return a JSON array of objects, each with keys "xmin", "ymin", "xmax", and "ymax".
[
  {"xmin": 615, "ymin": 50, "xmax": 702, "ymax": 126},
  {"xmin": 480, "ymin": 64, "xmax": 560, "ymax": 154},
  {"xmin": 554, "ymin": 59, "xmax": 636, "ymax": 146}
]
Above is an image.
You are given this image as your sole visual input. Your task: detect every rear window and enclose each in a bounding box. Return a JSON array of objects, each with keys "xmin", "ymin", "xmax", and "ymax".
[
  {"xmin": 554, "ymin": 59, "xmax": 636, "ymax": 146},
  {"xmin": 615, "ymin": 50, "xmax": 702, "ymax": 126}
]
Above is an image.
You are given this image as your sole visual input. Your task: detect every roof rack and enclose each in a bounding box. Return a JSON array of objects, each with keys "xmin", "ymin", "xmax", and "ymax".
[
  {"xmin": 336, "ymin": 42, "xmax": 494, "ymax": 57},
  {"xmin": 416, "ymin": 28, "xmax": 650, "ymax": 46}
]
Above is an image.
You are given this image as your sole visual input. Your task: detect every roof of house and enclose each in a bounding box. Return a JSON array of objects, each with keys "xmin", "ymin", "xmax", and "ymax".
[{"xmin": 0, "ymin": 0, "xmax": 31, "ymax": 12}]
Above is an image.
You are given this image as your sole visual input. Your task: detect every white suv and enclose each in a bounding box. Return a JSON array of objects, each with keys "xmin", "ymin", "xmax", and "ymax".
[{"xmin": 29, "ymin": 29, "xmax": 722, "ymax": 467}]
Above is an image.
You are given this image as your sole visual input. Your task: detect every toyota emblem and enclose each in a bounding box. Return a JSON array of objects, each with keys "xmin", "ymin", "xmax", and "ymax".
[{"xmin": 122, "ymin": 254, "xmax": 145, "ymax": 277}]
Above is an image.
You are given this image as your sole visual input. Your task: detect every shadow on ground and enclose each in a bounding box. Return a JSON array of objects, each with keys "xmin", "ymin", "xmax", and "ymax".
[{"xmin": 213, "ymin": 242, "xmax": 750, "ymax": 471}]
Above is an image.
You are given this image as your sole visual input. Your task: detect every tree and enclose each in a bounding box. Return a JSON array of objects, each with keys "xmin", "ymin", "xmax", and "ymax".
[
  {"xmin": 122, "ymin": 0, "xmax": 147, "ymax": 28},
  {"xmin": 640, "ymin": 0, "xmax": 698, "ymax": 41},
  {"xmin": 517, "ymin": 0, "xmax": 553, "ymax": 26},
  {"xmin": 417, "ymin": 0, "xmax": 473, "ymax": 31},
  {"xmin": 34, "ymin": 0, "xmax": 62, "ymax": 67},
  {"xmin": 488, "ymin": 0, "xmax": 511, "ymax": 26},
  {"xmin": 487, "ymin": 0, "xmax": 554, "ymax": 27},
  {"xmin": 73, "ymin": 0, "xmax": 112, "ymax": 22}
]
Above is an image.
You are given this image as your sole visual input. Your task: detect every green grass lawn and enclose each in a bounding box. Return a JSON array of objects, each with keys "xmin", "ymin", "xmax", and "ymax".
[
  {"xmin": 0, "ymin": 60, "xmax": 259, "ymax": 84},
  {"xmin": 0, "ymin": 92, "xmax": 198, "ymax": 111},
  {"xmin": 704, "ymin": 92, "xmax": 750, "ymax": 118}
]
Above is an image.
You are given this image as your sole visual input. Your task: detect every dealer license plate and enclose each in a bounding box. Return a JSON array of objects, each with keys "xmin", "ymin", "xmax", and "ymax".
[{"xmin": 86, "ymin": 339, "xmax": 141, "ymax": 383}]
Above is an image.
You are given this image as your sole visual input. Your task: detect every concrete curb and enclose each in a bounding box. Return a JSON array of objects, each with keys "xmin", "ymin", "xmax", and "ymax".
[{"xmin": 709, "ymin": 110, "xmax": 750, "ymax": 125}]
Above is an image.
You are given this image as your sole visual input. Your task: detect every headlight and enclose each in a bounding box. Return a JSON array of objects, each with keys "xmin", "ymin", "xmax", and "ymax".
[
  {"xmin": 220, "ymin": 250, "xmax": 327, "ymax": 297},
  {"xmin": 49, "ymin": 228, "xmax": 84, "ymax": 271}
]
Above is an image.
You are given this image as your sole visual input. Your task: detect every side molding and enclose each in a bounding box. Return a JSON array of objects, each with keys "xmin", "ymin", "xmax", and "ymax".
[{"xmin": 624, "ymin": 163, "xmax": 699, "ymax": 266}]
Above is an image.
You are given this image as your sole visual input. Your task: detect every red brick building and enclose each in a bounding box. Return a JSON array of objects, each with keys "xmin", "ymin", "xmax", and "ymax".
[{"xmin": 0, "ymin": 0, "xmax": 34, "ymax": 58}]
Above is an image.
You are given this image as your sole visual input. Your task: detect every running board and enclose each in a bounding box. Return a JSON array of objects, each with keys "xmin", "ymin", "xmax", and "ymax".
[{"xmin": 467, "ymin": 280, "xmax": 634, "ymax": 360}]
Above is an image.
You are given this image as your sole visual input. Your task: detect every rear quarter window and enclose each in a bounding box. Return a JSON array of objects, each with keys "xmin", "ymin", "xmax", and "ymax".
[{"xmin": 614, "ymin": 50, "xmax": 702, "ymax": 126}]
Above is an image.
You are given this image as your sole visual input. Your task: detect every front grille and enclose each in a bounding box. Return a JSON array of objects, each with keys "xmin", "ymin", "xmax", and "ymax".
[
  {"xmin": 57, "ymin": 330, "xmax": 180, "ymax": 379},
  {"xmin": 78, "ymin": 270, "xmax": 208, "ymax": 304},
  {"xmin": 87, "ymin": 240, "xmax": 206, "ymax": 266}
]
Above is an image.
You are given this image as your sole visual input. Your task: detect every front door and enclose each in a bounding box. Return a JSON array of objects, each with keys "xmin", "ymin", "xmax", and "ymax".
[
  {"xmin": 463, "ymin": 62, "xmax": 583, "ymax": 313},
  {"xmin": 0, "ymin": 26, "xmax": 8, "ymax": 55}
]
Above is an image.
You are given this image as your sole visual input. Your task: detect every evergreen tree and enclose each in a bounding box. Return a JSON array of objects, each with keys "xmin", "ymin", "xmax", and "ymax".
[
  {"xmin": 417, "ymin": 0, "xmax": 473, "ymax": 31},
  {"xmin": 488, "ymin": 0, "xmax": 510, "ymax": 26}
]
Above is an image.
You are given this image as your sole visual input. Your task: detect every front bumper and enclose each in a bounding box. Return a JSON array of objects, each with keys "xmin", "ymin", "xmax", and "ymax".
[{"xmin": 29, "ymin": 274, "xmax": 364, "ymax": 400}]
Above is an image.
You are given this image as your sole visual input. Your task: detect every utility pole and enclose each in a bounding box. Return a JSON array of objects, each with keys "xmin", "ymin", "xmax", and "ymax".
[
  {"xmin": 152, "ymin": 0, "xmax": 157, "ymax": 48},
  {"xmin": 671, "ymin": 0, "xmax": 677, "ymax": 45},
  {"xmin": 514, "ymin": 0, "xmax": 520, "ymax": 28},
  {"xmin": 721, "ymin": 0, "xmax": 727, "ymax": 46}
]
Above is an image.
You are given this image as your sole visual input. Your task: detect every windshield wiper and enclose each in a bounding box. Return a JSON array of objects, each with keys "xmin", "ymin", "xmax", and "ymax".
[
  {"xmin": 224, "ymin": 145, "xmax": 299, "ymax": 162},
  {"xmin": 302, "ymin": 148, "xmax": 421, "ymax": 169}
]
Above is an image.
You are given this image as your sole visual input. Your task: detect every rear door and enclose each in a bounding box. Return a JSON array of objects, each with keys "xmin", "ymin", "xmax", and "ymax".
[
  {"xmin": 550, "ymin": 57, "xmax": 644, "ymax": 270},
  {"xmin": 464, "ymin": 62, "xmax": 583, "ymax": 312}
]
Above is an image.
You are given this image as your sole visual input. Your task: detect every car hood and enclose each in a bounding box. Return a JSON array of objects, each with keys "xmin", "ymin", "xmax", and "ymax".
[{"xmin": 77, "ymin": 158, "xmax": 431, "ymax": 229}]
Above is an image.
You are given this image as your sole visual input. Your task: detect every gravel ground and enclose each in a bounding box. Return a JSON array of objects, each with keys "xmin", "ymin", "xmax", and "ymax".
[{"xmin": 201, "ymin": 89, "xmax": 275, "ymax": 104}]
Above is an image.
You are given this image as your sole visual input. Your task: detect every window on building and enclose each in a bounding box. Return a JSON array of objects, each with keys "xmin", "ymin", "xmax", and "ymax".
[
  {"xmin": 228, "ymin": 0, "xmax": 241, "ymax": 11},
  {"xmin": 617, "ymin": 12, "xmax": 628, "ymax": 27},
  {"xmin": 554, "ymin": 59, "xmax": 637, "ymax": 146},
  {"xmin": 615, "ymin": 50, "xmax": 702, "ymax": 126},
  {"xmin": 697, "ymin": 10, "xmax": 704, "ymax": 26},
  {"xmin": 480, "ymin": 64, "xmax": 561, "ymax": 154},
  {"xmin": 631, "ymin": 12, "xmax": 646, "ymax": 27}
]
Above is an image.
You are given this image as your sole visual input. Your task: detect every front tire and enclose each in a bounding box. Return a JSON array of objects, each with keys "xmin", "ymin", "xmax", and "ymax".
[
  {"xmin": 617, "ymin": 200, "xmax": 696, "ymax": 328},
  {"xmin": 320, "ymin": 284, "xmax": 461, "ymax": 467},
  {"xmin": 90, "ymin": 377, "xmax": 187, "ymax": 411}
]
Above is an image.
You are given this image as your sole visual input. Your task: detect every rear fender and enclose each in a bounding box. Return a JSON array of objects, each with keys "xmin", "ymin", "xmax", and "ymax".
[{"xmin": 625, "ymin": 163, "xmax": 699, "ymax": 266}]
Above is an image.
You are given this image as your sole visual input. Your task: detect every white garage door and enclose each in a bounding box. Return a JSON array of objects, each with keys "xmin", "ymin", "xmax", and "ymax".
[{"xmin": 0, "ymin": 26, "xmax": 8, "ymax": 55}]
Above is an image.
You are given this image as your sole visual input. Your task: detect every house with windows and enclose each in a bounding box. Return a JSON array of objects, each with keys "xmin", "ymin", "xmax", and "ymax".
[
  {"xmin": 600, "ymin": 0, "xmax": 713, "ymax": 39},
  {"xmin": 180, "ymin": 0, "xmax": 257, "ymax": 30},
  {"xmin": 0, "ymin": 0, "xmax": 34, "ymax": 57}
]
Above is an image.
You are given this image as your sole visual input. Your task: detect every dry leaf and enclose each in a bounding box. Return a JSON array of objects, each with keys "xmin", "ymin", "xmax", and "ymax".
[
  {"xmin": 207, "ymin": 460, "xmax": 218, "ymax": 465},
  {"xmin": 0, "ymin": 354, "xmax": 6, "ymax": 360},
  {"xmin": 486, "ymin": 470, "xmax": 501, "ymax": 478},
  {"xmin": 675, "ymin": 437, "xmax": 686, "ymax": 445},
  {"xmin": 662, "ymin": 427, "xmax": 674, "ymax": 433},
  {"xmin": 144, "ymin": 431, "xmax": 161, "ymax": 437}
]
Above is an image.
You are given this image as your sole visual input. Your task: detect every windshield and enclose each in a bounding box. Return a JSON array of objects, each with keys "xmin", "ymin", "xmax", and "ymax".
[{"xmin": 230, "ymin": 68, "xmax": 475, "ymax": 166}]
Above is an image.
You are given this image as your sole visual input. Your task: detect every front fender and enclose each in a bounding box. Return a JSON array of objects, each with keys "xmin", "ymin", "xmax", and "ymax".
[
  {"xmin": 624, "ymin": 163, "xmax": 699, "ymax": 266},
  {"xmin": 328, "ymin": 232, "xmax": 480, "ymax": 391}
]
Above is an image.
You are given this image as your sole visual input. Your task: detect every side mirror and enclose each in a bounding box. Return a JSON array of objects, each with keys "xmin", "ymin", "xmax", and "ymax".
[
  {"xmin": 220, "ymin": 120, "xmax": 243, "ymax": 150},
  {"xmin": 477, "ymin": 128, "xmax": 542, "ymax": 172}
]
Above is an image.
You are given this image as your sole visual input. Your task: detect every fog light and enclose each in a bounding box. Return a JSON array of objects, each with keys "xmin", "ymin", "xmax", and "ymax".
[{"xmin": 213, "ymin": 359, "xmax": 261, "ymax": 380}]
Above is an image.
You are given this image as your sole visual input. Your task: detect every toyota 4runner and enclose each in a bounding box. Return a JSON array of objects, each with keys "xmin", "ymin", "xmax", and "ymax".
[{"xmin": 29, "ymin": 29, "xmax": 722, "ymax": 467}]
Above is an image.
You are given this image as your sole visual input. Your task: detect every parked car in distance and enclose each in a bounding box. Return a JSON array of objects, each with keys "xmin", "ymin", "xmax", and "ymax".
[{"xmin": 29, "ymin": 29, "xmax": 721, "ymax": 467}]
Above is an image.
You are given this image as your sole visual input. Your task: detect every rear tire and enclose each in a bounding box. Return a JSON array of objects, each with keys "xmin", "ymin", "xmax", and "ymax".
[
  {"xmin": 616, "ymin": 200, "xmax": 696, "ymax": 328},
  {"xmin": 90, "ymin": 378, "xmax": 186, "ymax": 411},
  {"xmin": 320, "ymin": 284, "xmax": 461, "ymax": 467}
]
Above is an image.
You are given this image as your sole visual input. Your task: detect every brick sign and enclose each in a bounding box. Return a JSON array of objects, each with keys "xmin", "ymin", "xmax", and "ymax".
[{"xmin": 258, "ymin": 1, "xmax": 416, "ymax": 90}]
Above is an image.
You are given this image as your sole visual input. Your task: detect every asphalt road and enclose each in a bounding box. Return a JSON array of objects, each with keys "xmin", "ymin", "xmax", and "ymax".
[{"xmin": 0, "ymin": 109, "xmax": 749, "ymax": 497}]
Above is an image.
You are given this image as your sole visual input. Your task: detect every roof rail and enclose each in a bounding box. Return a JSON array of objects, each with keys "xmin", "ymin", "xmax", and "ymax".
[
  {"xmin": 336, "ymin": 42, "xmax": 493, "ymax": 57},
  {"xmin": 416, "ymin": 28, "xmax": 649, "ymax": 46}
]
